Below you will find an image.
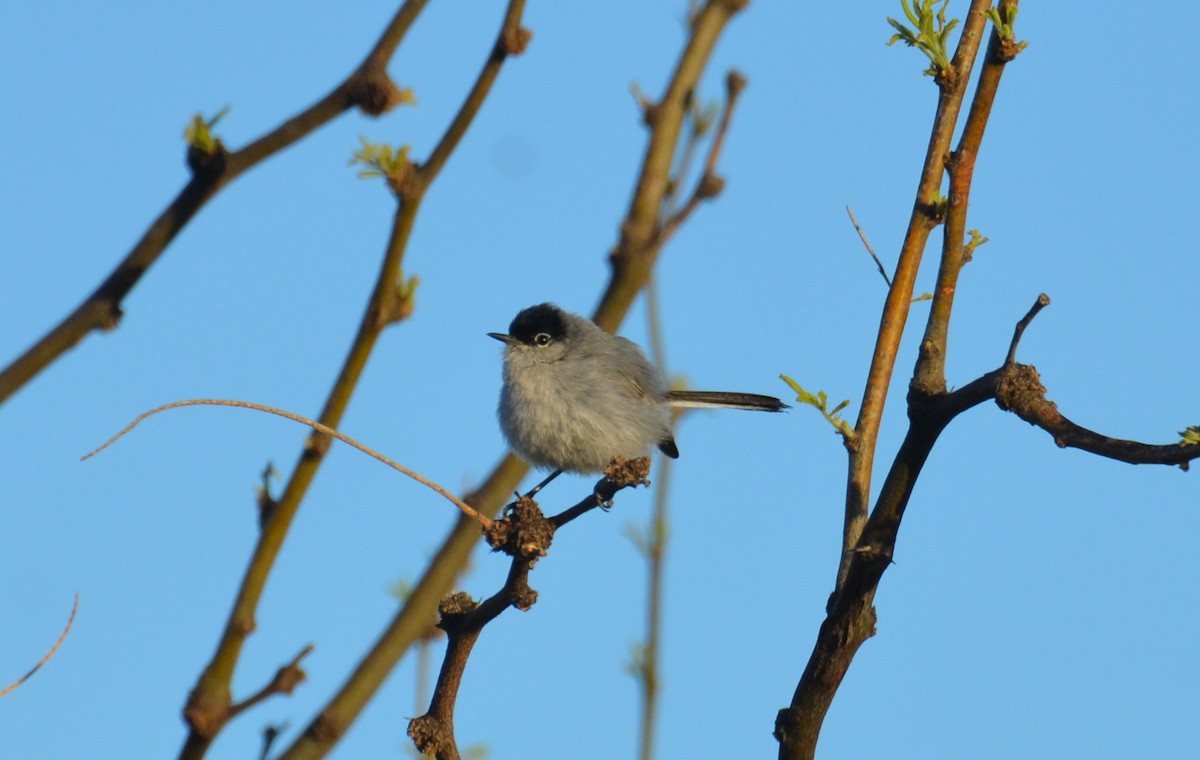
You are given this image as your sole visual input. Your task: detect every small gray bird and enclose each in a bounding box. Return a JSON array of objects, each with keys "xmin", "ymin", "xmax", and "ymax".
[{"xmin": 489, "ymin": 303, "xmax": 787, "ymax": 486}]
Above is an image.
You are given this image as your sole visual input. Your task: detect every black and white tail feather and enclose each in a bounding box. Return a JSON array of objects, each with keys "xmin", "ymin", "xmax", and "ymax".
[{"xmin": 665, "ymin": 390, "xmax": 790, "ymax": 413}]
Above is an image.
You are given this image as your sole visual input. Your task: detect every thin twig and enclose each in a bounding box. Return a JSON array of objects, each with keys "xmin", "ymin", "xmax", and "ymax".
[
  {"xmin": 594, "ymin": 0, "xmax": 749, "ymax": 332},
  {"xmin": 82, "ymin": 399, "xmax": 491, "ymax": 529},
  {"xmin": 845, "ymin": 206, "xmax": 891, "ymax": 286},
  {"xmin": 657, "ymin": 69, "xmax": 747, "ymax": 249},
  {"xmin": 1005, "ymin": 293, "xmax": 1050, "ymax": 365},
  {"xmin": 637, "ymin": 262, "xmax": 671, "ymax": 760},
  {"xmin": 229, "ymin": 645, "xmax": 315, "ymax": 718},
  {"xmin": 0, "ymin": 593, "xmax": 79, "ymax": 699}
]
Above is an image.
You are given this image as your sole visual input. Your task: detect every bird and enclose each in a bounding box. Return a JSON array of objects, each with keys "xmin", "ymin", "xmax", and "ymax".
[{"xmin": 489, "ymin": 303, "xmax": 787, "ymax": 492}]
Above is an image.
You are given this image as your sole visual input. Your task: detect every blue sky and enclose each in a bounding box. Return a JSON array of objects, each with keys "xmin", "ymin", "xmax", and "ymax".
[{"xmin": 3, "ymin": 2, "xmax": 1197, "ymax": 759}]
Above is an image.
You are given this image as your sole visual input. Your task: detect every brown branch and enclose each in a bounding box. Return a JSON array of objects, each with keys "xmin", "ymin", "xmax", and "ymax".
[
  {"xmin": 777, "ymin": 5, "xmax": 1002, "ymax": 758},
  {"xmin": 913, "ymin": 0, "xmax": 1022, "ymax": 396},
  {"xmin": 228, "ymin": 645, "xmax": 314, "ymax": 719},
  {"xmin": 265, "ymin": 6, "xmax": 744, "ymax": 758},
  {"xmin": 409, "ymin": 463, "xmax": 649, "ymax": 759},
  {"xmin": 657, "ymin": 69, "xmax": 746, "ymax": 246},
  {"xmin": 594, "ymin": 0, "xmax": 748, "ymax": 332},
  {"xmin": 257, "ymin": 5, "xmax": 527, "ymax": 758},
  {"xmin": 177, "ymin": 4, "xmax": 527, "ymax": 757},
  {"xmin": 212, "ymin": 5, "xmax": 744, "ymax": 757},
  {"xmin": 992, "ymin": 363, "xmax": 1200, "ymax": 470},
  {"xmin": 82, "ymin": 399, "xmax": 492, "ymax": 529},
  {"xmin": 1005, "ymin": 292, "xmax": 1050, "ymax": 365},
  {"xmin": 835, "ymin": 0, "xmax": 996, "ymax": 599},
  {"xmin": 0, "ymin": 2, "xmax": 430, "ymax": 406},
  {"xmin": 0, "ymin": 593, "xmax": 79, "ymax": 699},
  {"xmin": 781, "ymin": 276, "xmax": 1197, "ymax": 760}
]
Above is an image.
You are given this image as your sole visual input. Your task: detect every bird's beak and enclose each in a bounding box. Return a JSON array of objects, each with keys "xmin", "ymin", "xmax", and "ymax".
[{"xmin": 488, "ymin": 332, "xmax": 518, "ymax": 345}]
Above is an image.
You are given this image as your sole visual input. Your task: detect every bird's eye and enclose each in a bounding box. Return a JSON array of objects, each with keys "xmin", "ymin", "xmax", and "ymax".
[{"xmin": 533, "ymin": 333, "xmax": 552, "ymax": 347}]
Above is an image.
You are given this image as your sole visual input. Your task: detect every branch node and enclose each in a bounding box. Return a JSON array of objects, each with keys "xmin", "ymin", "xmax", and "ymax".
[
  {"xmin": 183, "ymin": 697, "xmax": 230, "ymax": 740},
  {"xmin": 185, "ymin": 143, "xmax": 229, "ymax": 179},
  {"xmin": 695, "ymin": 172, "xmax": 725, "ymax": 199},
  {"xmin": 407, "ymin": 714, "xmax": 448, "ymax": 756},
  {"xmin": 484, "ymin": 498, "xmax": 554, "ymax": 561},
  {"xmin": 502, "ymin": 26, "xmax": 533, "ymax": 56},
  {"xmin": 436, "ymin": 592, "xmax": 481, "ymax": 634},
  {"xmin": 346, "ymin": 71, "xmax": 408, "ymax": 117},
  {"xmin": 603, "ymin": 455, "xmax": 652, "ymax": 492}
]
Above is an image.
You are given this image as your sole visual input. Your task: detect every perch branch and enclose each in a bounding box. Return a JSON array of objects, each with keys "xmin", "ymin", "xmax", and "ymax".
[{"xmin": 408, "ymin": 462, "xmax": 649, "ymax": 759}]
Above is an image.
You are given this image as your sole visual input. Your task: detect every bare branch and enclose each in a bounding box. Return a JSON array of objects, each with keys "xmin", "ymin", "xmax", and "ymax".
[
  {"xmin": 779, "ymin": 5, "xmax": 1010, "ymax": 757},
  {"xmin": 992, "ymin": 363, "xmax": 1200, "ymax": 470},
  {"xmin": 282, "ymin": 4, "xmax": 746, "ymax": 756},
  {"xmin": 594, "ymin": 0, "xmax": 748, "ymax": 331},
  {"xmin": 657, "ymin": 69, "xmax": 747, "ymax": 251},
  {"xmin": 0, "ymin": 1, "xmax": 431, "ymax": 405},
  {"xmin": 228, "ymin": 645, "xmax": 315, "ymax": 719},
  {"xmin": 179, "ymin": 4, "xmax": 526, "ymax": 755},
  {"xmin": 410, "ymin": 461, "xmax": 650, "ymax": 759},
  {"xmin": 913, "ymin": 0, "xmax": 1020, "ymax": 397},
  {"xmin": 82, "ymin": 398, "xmax": 492, "ymax": 529},
  {"xmin": 1005, "ymin": 292, "xmax": 1051, "ymax": 365},
  {"xmin": 0, "ymin": 593, "xmax": 79, "ymax": 699},
  {"xmin": 845, "ymin": 206, "xmax": 891, "ymax": 287}
]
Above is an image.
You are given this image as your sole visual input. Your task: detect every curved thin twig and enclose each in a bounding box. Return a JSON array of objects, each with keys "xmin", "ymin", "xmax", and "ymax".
[
  {"xmin": 0, "ymin": 593, "xmax": 79, "ymax": 699},
  {"xmin": 82, "ymin": 399, "xmax": 491, "ymax": 529}
]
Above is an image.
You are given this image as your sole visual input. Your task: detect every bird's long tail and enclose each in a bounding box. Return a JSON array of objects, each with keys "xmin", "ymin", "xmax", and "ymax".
[{"xmin": 664, "ymin": 390, "xmax": 789, "ymax": 412}]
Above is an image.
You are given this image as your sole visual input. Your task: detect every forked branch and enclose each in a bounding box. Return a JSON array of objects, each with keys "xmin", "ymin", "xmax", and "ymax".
[
  {"xmin": 409, "ymin": 461, "xmax": 650, "ymax": 760},
  {"xmin": 336, "ymin": 4, "xmax": 747, "ymax": 758},
  {"xmin": 179, "ymin": 3, "xmax": 527, "ymax": 757},
  {"xmin": 0, "ymin": 1, "xmax": 432, "ymax": 405}
]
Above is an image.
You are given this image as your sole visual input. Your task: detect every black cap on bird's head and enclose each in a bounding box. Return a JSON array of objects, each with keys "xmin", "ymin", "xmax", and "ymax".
[{"xmin": 488, "ymin": 303, "xmax": 569, "ymax": 347}]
